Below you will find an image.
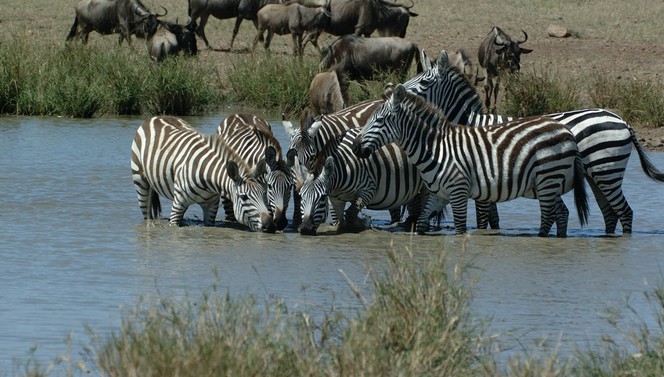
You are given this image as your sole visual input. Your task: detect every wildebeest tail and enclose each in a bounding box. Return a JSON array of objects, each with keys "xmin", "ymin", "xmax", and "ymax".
[
  {"xmin": 66, "ymin": 16, "xmax": 79, "ymax": 41},
  {"xmin": 573, "ymin": 154, "xmax": 590, "ymax": 227},
  {"xmin": 630, "ymin": 125, "xmax": 664, "ymax": 182}
]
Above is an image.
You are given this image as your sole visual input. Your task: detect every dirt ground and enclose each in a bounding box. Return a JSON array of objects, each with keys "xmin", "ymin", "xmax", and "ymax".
[{"xmin": 3, "ymin": 0, "xmax": 664, "ymax": 150}]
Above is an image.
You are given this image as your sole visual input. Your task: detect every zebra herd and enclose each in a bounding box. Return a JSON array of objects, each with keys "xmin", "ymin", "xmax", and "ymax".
[{"xmin": 131, "ymin": 49, "xmax": 664, "ymax": 237}]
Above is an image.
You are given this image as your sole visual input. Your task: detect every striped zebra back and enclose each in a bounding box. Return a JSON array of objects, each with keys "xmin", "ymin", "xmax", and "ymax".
[
  {"xmin": 217, "ymin": 113, "xmax": 295, "ymax": 231},
  {"xmin": 130, "ymin": 116, "xmax": 276, "ymax": 232}
]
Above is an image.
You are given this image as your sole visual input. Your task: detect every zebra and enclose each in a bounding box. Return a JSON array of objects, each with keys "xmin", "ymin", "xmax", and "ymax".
[
  {"xmin": 284, "ymin": 99, "xmax": 437, "ymax": 230},
  {"xmin": 400, "ymin": 49, "xmax": 664, "ymax": 235},
  {"xmin": 217, "ymin": 113, "xmax": 296, "ymax": 231},
  {"xmin": 297, "ymin": 127, "xmax": 431, "ymax": 235},
  {"xmin": 357, "ymin": 84, "xmax": 590, "ymax": 237},
  {"xmin": 131, "ymin": 115, "xmax": 277, "ymax": 232}
]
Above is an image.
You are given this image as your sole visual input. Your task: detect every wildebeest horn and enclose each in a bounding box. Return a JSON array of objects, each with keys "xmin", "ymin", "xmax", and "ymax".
[
  {"xmin": 156, "ymin": 6, "xmax": 168, "ymax": 17},
  {"xmin": 516, "ymin": 29, "xmax": 528, "ymax": 44}
]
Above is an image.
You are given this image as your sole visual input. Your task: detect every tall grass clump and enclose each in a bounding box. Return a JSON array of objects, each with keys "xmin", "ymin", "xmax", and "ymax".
[
  {"xmin": 143, "ymin": 56, "xmax": 221, "ymax": 115},
  {"xmin": 589, "ymin": 75, "xmax": 664, "ymax": 128},
  {"xmin": 225, "ymin": 53, "xmax": 315, "ymax": 117},
  {"xmin": 502, "ymin": 68, "xmax": 582, "ymax": 117},
  {"xmin": 83, "ymin": 245, "xmax": 486, "ymax": 376}
]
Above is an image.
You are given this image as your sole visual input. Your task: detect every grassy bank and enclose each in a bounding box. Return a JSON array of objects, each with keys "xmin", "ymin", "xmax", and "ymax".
[
  {"xmin": 11, "ymin": 243, "xmax": 664, "ymax": 377},
  {"xmin": 1, "ymin": 35, "xmax": 662, "ymax": 127}
]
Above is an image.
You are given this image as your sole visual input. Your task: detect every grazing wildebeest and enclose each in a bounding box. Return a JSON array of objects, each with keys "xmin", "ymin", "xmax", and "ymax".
[
  {"xmin": 477, "ymin": 26, "xmax": 533, "ymax": 113},
  {"xmin": 253, "ymin": 1, "xmax": 331, "ymax": 55},
  {"xmin": 308, "ymin": 67, "xmax": 348, "ymax": 116},
  {"xmin": 303, "ymin": 0, "xmax": 417, "ymax": 51},
  {"xmin": 319, "ymin": 35, "xmax": 423, "ymax": 82},
  {"xmin": 66, "ymin": 0, "xmax": 166, "ymax": 45},
  {"xmin": 145, "ymin": 18, "xmax": 198, "ymax": 61},
  {"xmin": 187, "ymin": 0, "xmax": 285, "ymax": 50}
]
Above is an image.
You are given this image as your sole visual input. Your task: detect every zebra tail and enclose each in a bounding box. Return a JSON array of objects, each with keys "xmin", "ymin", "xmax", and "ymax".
[
  {"xmin": 147, "ymin": 187, "xmax": 162, "ymax": 220},
  {"xmin": 630, "ymin": 127, "xmax": 664, "ymax": 182},
  {"xmin": 573, "ymin": 154, "xmax": 590, "ymax": 227}
]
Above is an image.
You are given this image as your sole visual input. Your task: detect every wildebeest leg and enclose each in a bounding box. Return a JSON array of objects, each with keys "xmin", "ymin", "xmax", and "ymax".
[
  {"xmin": 483, "ymin": 77, "xmax": 493, "ymax": 113},
  {"xmin": 302, "ymin": 31, "xmax": 321, "ymax": 52},
  {"xmin": 230, "ymin": 16, "xmax": 244, "ymax": 49},
  {"xmin": 196, "ymin": 14, "xmax": 212, "ymax": 49},
  {"xmin": 264, "ymin": 29, "xmax": 274, "ymax": 51},
  {"xmin": 292, "ymin": 33, "xmax": 304, "ymax": 56},
  {"xmin": 492, "ymin": 77, "xmax": 500, "ymax": 114},
  {"xmin": 252, "ymin": 28, "xmax": 264, "ymax": 51}
]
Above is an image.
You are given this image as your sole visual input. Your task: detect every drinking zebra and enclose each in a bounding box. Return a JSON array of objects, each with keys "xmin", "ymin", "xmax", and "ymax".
[
  {"xmin": 284, "ymin": 100, "xmax": 438, "ymax": 231},
  {"xmin": 401, "ymin": 49, "xmax": 664, "ymax": 234},
  {"xmin": 131, "ymin": 115, "xmax": 277, "ymax": 232},
  {"xmin": 217, "ymin": 113, "xmax": 296, "ymax": 231},
  {"xmin": 296, "ymin": 127, "xmax": 432, "ymax": 235},
  {"xmin": 357, "ymin": 84, "xmax": 590, "ymax": 237}
]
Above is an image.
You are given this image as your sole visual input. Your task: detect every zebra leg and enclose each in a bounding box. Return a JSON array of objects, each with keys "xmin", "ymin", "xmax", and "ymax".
[
  {"xmin": 329, "ymin": 198, "xmax": 347, "ymax": 232},
  {"xmin": 292, "ymin": 187, "xmax": 303, "ymax": 228},
  {"xmin": 537, "ymin": 197, "xmax": 558, "ymax": 237},
  {"xmin": 586, "ymin": 178, "xmax": 618, "ymax": 234},
  {"xmin": 475, "ymin": 201, "xmax": 491, "ymax": 229},
  {"xmin": 449, "ymin": 195, "xmax": 470, "ymax": 235},
  {"xmin": 488, "ymin": 202, "xmax": 500, "ymax": 229},
  {"xmin": 201, "ymin": 197, "xmax": 221, "ymax": 227},
  {"xmin": 389, "ymin": 208, "xmax": 403, "ymax": 225},
  {"xmin": 169, "ymin": 194, "xmax": 190, "ymax": 227},
  {"xmin": 554, "ymin": 197, "xmax": 570, "ymax": 238},
  {"xmin": 132, "ymin": 174, "xmax": 159, "ymax": 220}
]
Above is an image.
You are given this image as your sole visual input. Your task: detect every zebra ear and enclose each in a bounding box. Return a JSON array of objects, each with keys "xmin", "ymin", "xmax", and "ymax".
[
  {"xmin": 265, "ymin": 146, "xmax": 277, "ymax": 169},
  {"xmin": 286, "ymin": 148, "xmax": 297, "ymax": 168},
  {"xmin": 392, "ymin": 84, "xmax": 407, "ymax": 105},
  {"xmin": 227, "ymin": 161, "xmax": 242, "ymax": 184},
  {"xmin": 437, "ymin": 49, "xmax": 449, "ymax": 70},
  {"xmin": 308, "ymin": 120, "xmax": 323, "ymax": 138},
  {"xmin": 251, "ymin": 160, "xmax": 267, "ymax": 178},
  {"xmin": 282, "ymin": 119, "xmax": 297, "ymax": 137},
  {"xmin": 320, "ymin": 156, "xmax": 335, "ymax": 181}
]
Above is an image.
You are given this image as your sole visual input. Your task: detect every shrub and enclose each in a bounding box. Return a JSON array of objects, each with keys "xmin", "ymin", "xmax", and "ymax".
[{"xmin": 502, "ymin": 68, "xmax": 582, "ymax": 117}]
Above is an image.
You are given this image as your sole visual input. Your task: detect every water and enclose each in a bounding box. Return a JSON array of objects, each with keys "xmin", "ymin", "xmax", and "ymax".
[{"xmin": 1, "ymin": 115, "xmax": 664, "ymax": 372}]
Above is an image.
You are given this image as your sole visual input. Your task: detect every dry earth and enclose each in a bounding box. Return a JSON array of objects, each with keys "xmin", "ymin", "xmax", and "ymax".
[{"xmin": 3, "ymin": 0, "xmax": 664, "ymax": 149}]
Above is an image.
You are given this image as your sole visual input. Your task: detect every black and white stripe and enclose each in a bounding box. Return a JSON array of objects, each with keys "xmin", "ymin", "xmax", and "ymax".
[
  {"xmin": 217, "ymin": 113, "xmax": 296, "ymax": 230},
  {"xmin": 358, "ymin": 84, "xmax": 590, "ymax": 237},
  {"xmin": 401, "ymin": 49, "xmax": 664, "ymax": 234},
  {"xmin": 131, "ymin": 115, "xmax": 276, "ymax": 232}
]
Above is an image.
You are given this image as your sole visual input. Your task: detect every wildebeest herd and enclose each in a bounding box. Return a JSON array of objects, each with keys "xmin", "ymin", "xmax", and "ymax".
[{"xmin": 68, "ymin": 0, "xmax": 664, "ymax": 236}]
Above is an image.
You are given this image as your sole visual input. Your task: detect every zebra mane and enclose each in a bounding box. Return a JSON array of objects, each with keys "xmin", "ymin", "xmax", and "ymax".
[
  {"xmin": 394, "ymin": 85, "xmax": 452, "ymax": 131},
  {"xmin": 207, "ymin": 134, "xmax": 255, "ymax": 175},
  {"xmin": 437, "ymin": 51, "xmax": 484, "ymax": 113}
]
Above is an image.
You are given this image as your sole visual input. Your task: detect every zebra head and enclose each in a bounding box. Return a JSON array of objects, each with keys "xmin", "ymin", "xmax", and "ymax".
[
  {"xmin": 283, "ymin": 118, "xmax": 322, "ymax": 169},
  {"xmin": 298, "ymin": 156, "xmax": 334, "ymax": 236},
  {"xmin": 226, "ymin": 160, "xmax": 277, "ymax": 233},
  {"xmin": 265, "ymin": 146, "xmax": 297, "ymax": 231},
  {"xmin": 356, "ymin": 85, "xmax": 406, "ymax": 159}
]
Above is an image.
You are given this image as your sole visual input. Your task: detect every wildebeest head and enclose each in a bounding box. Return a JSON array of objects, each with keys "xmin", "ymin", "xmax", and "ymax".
[{"xmin": 492, "ymin": 28, "xmax": 533, "ymax": 73}]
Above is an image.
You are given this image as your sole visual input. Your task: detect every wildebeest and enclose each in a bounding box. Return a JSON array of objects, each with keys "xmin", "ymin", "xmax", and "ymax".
[
  {"xmin": 66, "ymin": 0, "xmax": 166, "ymax": 45},
  {"xmin": 252, "ymin": 1, "xmax": 331, "ymax": 55},
  {"xmin": 187, "ymin": 0, "xmax": 285, "ymax": 50},
  {"xmin": 319, "ymin": 35, "xmax": 423, "ymax": 82},
  {"xmin": 308, "ymin": 67, "xmax": 348, "ymax": 116},
  {"xmin": 303, "ymin": 0, "xmax": 417, "ymax": 51},
  {"xmin": 145, "ymin": 18, "xmax": 198, "ymax": 61},
  {"xmin": 477, "ymin": 26, "xmax": 533, "ymax": 113}
]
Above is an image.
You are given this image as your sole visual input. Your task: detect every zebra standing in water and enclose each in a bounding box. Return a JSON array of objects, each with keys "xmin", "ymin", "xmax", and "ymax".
[
  {"xmin": 131, "ymin": 116, "xmax": 277, "ymax": 232},
  {"xmin": 357, "ymin": 84, "xmax": 590, "ymax": 237},
  {"xmin": 217, "ymin": 113, "xmax": 296, "ymax": 230},
  {"xmin": 401, "ymin": 49, "xmax": 664, "ymax": 234},
  {"xmin": 284, "ymin": 99, "xmax": 437, "ymax": 231},
  {"xmin": 295, "ymin": 127, "xmax": 432, "ymax": 235}
]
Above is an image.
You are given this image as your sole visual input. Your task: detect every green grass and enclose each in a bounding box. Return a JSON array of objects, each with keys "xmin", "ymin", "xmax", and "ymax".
[{"xmin": 588, "ymin": 75, "xmax": 664, "ymax": 128}]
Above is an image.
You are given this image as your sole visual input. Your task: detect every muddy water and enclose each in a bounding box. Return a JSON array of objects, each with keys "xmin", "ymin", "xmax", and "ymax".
[{"xmin": 1, "ymin": 115, "xmax": 663, "ymax": 371}]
